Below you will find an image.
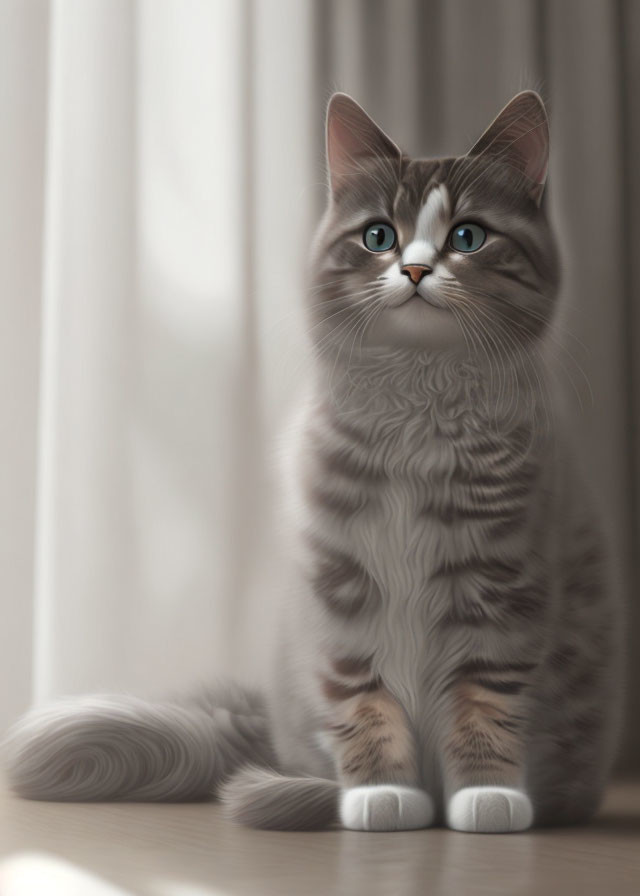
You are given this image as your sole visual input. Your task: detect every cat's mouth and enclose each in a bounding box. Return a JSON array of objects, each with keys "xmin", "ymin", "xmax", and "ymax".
[
  {"xmin": 368, "ymin": 289, "xmax": 466, "ymax": 351},
  {"xmin": 398, "ymin": 290, "xmax": 450, "ymax": 312}
]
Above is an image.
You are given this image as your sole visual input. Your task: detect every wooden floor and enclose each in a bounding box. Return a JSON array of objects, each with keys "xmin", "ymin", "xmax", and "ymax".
[{"xmin": 0, "ymin": 779, "xmax": 639, "ymax": 895}]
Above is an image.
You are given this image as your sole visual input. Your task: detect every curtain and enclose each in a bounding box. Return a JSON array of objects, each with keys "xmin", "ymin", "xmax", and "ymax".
[
  {"xmin": 1, "ymin": 0, "xmax": 637, "ymax": 771},
  {"xmin": 0, "ymin": 0, "xmax": 315, "ymax": 718}
]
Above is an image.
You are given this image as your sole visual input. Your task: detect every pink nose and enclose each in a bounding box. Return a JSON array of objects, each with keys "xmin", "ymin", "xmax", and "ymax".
[{"xmin": 401, "ymin": 264, "xmax": 432, "ymax": 285}]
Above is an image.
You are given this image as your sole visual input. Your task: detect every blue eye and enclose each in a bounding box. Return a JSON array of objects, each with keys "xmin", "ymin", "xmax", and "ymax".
[
  {"xmin": 450, "ymin": 222, "xmax": 486, "ymax": 253},
  {"xmin": 363, "ymin": 223, "xmax": 396, "ymax": 252}
]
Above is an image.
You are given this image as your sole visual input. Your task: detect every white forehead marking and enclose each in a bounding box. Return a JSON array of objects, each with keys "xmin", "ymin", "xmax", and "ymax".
[
  {"xmin": 402, "ymin": 184, "xmax": 451, "ymax": 267},
  {"xmin": 415, "ymin": 184, "xmax": 451, "ymax": 243}
]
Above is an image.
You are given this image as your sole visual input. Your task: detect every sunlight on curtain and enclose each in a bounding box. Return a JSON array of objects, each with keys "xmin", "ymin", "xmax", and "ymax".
[
  {"xmin": 0, "ymin": 0, "xmax": 48, "ymax": 732},
  {"xmin": 30, "ymin": 0, "xmax": 313, "ymax": 705}
]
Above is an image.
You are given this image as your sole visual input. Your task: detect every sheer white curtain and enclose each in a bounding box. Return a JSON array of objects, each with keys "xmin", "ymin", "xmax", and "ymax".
[{"xmin": 0, "ymin": 0, "xmax": 313, "ymax": 730}]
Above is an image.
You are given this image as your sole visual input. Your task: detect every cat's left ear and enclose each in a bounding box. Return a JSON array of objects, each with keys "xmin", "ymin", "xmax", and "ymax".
[
  {"xmin": 467, "ymin": 91, "xmax": 549, "ymax": 206},
  {"xmin": 326, "ymin": 93, "xmax": 402, "ymax": 194}
]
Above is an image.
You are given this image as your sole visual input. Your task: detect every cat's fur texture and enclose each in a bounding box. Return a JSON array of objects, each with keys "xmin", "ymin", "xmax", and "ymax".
[{"xmin": 4, "ymin": 92, "xmax": 623, "ymax": 833}]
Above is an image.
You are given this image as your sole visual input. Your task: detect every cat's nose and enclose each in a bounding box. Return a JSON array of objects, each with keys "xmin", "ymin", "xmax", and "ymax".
[{"xmin": 401, "ymin": 264, "xmax": 432, "ymax": 285}]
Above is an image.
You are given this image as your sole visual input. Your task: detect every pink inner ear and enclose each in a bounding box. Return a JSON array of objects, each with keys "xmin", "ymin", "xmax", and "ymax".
[
  {"xmin": 326, "ymin": 94, "xmax": 401, "ymax": 191},
  {"xmin": 328, "ymin": 115, "xmax": 366, "ymax": 179},
  {"xmin": 468, "ymin": 92, "xmax": 549, "ymax": 193},
  {"xmin": 508, "ymin": 116, "xmax": 549, "ymax": 185}
]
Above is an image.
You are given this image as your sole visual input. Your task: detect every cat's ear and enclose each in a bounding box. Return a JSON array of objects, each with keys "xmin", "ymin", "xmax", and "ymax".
[
  {"xmin": 326, "ymin": 93, "xmax": 401, "ymax": 194},
  {"xmin": 467, "ymin": 91, "xmax": 549, "ymax": 206}
]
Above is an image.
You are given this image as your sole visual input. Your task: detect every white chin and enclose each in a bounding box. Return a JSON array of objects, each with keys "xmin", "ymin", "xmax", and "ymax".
[{"xmin": 365, "ymin": 296, "xmax": 468, "ymax": 352}]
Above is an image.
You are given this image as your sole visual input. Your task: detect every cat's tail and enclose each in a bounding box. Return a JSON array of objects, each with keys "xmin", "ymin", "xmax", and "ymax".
[
  {"xmin": 3, "ymin": 683, "xmax": 274, "ymax": 802},
  {"xmin": 220, "ymin": 765, "xmax": 339, "ymax": 830}
]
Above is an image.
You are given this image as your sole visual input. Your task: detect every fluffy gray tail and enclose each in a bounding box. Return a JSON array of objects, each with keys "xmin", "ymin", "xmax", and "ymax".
[
  {"xmin": 3, "ymin": 683, "xmax": 274, "ymax": 803},
  {"xmin": 220, "ymin": 765, "xmax": 339, "ymax": 830}
]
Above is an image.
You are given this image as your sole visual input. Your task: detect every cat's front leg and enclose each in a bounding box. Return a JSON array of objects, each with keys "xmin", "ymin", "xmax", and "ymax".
[
  {"xmin": 322, "ymin": 660, "xmax": 433, "ymax": 832},
  {"xmin": 442, "ymin": 660, "xmax": 535, "ymax": 833}
]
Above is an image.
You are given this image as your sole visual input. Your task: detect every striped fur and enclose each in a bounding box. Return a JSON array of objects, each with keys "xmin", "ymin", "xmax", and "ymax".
[
  {"xmin": 267, "ymin": 92, "xmax": 623, "ymax": 831},
  {"xmin": 3, "ymin": 92, "xmax": 623, "ymax": 832}
]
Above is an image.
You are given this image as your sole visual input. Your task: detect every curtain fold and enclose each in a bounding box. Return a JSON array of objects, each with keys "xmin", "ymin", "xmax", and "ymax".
[
  {"xmin": 0, "ymin": 0, "xmax": 48, "ymax": 733},
  {"xmin": 0, "ymin": 0, "xmax": 637, "ymax": 769},
  {"xmin": 34, "ymin": 0, "xmax": 137, "ymax": 702}
]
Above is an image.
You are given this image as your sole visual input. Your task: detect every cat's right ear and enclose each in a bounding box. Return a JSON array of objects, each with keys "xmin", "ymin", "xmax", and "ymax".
[
  {"xmin": 467, "ymin": 91, "xmax": 549, "ymax": 206},
  {"xmin": 326, "ymin": 93, "xmax": 401, "ymax": 194}
]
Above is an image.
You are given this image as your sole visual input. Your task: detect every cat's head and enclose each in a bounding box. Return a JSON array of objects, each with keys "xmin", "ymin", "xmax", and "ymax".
[{"xmin": 310, "ymin": 92, "xmax": 559, "ymax": 359}]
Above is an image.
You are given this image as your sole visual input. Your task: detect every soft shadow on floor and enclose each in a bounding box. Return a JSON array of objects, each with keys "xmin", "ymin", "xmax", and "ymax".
[
  {"xmin": 584, "ymin": 813, "xmax": 640, "ymax": 834},
  {"xmin": 1, "ymin": 781, "xmax": 639, "ymax": 896}
]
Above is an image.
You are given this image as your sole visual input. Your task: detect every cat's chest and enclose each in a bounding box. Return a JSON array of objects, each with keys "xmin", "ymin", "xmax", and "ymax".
[
  {"xmin": 348, "ymin": 473, "xmax": 448, "ymax": 593},
  {"xmin": 345, "ymin": 473, "xmax": 462, "ymax": 716}
]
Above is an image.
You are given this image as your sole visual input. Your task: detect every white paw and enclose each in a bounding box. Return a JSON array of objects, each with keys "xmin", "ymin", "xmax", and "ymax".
[
  {"xmin": 447, "ymin": 786, "xmax": 533, "ymax": 833},
  {"xmin": 340, "ymin": 785, "xmax": 434, "ymax": 832}
]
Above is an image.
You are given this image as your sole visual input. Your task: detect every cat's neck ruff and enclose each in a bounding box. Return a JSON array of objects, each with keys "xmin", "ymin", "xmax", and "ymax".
[{"xmin": 314, "ymin": 346, "xmax": 549, "ymax": 443}]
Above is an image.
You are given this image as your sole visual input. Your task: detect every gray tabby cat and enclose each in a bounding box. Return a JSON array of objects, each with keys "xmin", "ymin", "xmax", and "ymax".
[{"xmin": 4, "ymin": 92, "xmax": 623, "ymax": 833}]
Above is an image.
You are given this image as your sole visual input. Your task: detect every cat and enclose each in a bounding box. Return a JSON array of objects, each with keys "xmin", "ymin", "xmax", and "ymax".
[{"xmin": 4, "ymin": 91, "xmax": 623, "ymax": 833}]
